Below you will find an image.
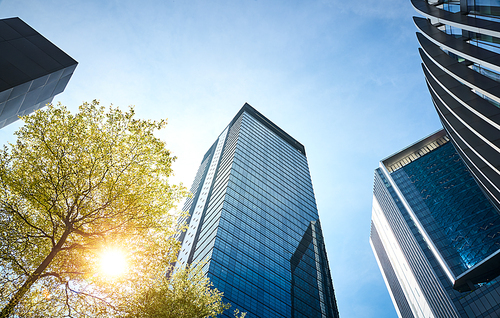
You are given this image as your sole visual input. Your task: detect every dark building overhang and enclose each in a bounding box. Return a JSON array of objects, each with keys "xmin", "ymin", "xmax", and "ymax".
[
  {"xmin": 0, "ymin": 17, "xmax": 78, "ymax": 128},
  {"xmin": 454, "ymin": 250, "xmax": 500, "ymax": 292}
]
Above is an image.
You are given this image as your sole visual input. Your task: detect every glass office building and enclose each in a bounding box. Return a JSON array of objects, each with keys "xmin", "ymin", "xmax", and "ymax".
[
  {"xmin": 370, "ymin": 130, "xmax": 500, "ymax": 318},
  {"xmin": 0, "ymin": 17, "xmax": 77, "ymax": 128},
  {"xmin": 411, "ymin": 0, "xmax": 500, "ymax": 213},
  {"xmin": 176, "ymin": 103, "xmax": 339, "ymax": 318}
]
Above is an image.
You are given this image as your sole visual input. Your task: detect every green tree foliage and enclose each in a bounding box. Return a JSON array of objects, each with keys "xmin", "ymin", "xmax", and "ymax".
[
  {"xmin": 123, "ymin": 263, "xmax": 230, "ymax": 318},
  {"xmin": 0, "ymin": 101, "xmax": 189, "ymax": 317}
]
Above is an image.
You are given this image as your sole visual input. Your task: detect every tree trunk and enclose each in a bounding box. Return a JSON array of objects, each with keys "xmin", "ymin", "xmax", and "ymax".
[{"xmin": 0, "ymin": 227, "xmax": 71, "ymax": 318}]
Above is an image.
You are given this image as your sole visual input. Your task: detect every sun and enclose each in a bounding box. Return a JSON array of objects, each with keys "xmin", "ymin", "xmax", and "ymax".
[{"xmin": 99, "ymin": 248, "xmax": 127, "ymax": 278}]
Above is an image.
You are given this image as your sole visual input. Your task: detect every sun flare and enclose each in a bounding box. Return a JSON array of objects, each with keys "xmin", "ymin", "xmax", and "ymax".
[{"xmin": 99, "ymin": 248, "xmax": 127, "ymax": 278}]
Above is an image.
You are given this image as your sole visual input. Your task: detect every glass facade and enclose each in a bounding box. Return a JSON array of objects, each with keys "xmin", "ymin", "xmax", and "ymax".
[
  {"xmin": 178, "ymin": 104, "xmax": 339, "ymax": 318},
  {"xmin": 392, "ymin": 142, "xmax": 500, "ymax": 276},
  {"xmin": 370, "ymin": 130, "xmax": 500, "ymax": 318}
]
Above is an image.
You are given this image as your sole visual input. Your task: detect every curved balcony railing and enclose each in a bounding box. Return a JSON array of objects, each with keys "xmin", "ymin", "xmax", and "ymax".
[
  {"xmin": 411, "ymin": 0, "xmax": 500, "ymax": 38},
  {"xmin": 414, "ymin": 16, "xmax": 500, "ymax": 74},
  {"xmin": 417, "ymin": 33, "xmax": 500, "ymax": 104}
]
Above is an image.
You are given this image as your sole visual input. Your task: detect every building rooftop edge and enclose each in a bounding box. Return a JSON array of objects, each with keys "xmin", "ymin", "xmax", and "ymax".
[
  {"xmin": 381, "ymin": 129, "xmax": 448, "ymax": 173},
  {"xmin": 230, "ymin": 103, "xmax": 306, "ymax": 155}
]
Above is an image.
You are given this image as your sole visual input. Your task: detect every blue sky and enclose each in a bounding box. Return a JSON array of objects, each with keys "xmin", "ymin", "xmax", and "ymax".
[{"xmin": 0, "ymin": 1, "xmax": 443, "ymax": 317}]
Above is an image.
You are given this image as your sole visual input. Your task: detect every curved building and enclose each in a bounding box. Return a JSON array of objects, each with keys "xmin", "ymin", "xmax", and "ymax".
[{"xmin": 411, "ymin": 0, "xmax": 500, "ymax": 213}]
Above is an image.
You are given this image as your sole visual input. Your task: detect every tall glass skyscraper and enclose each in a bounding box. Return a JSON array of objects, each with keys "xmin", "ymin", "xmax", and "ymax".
[
  {"xmin": 176, "ymin": 103, "xmax": 339, "ymax": 318},
  {"xmin": 411, "ymin": 0, "xmax": 500, "ymax": 213},
  {"xmin": 370, "ymin": 130, "xmax": 500, "ymax": 318}
]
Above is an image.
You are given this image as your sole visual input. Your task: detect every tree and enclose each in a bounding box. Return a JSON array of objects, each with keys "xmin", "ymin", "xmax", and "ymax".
[
  {"xmin": 122, "ymin": 262, "xmax": 247, "ymax": 318},
  {"xmin": 0, "ymin": 101, "xmax": 189, "ymax": 317},
  {"xmin": 123, "ymin": 263, "xmax": 229, "ymax": 318}
]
